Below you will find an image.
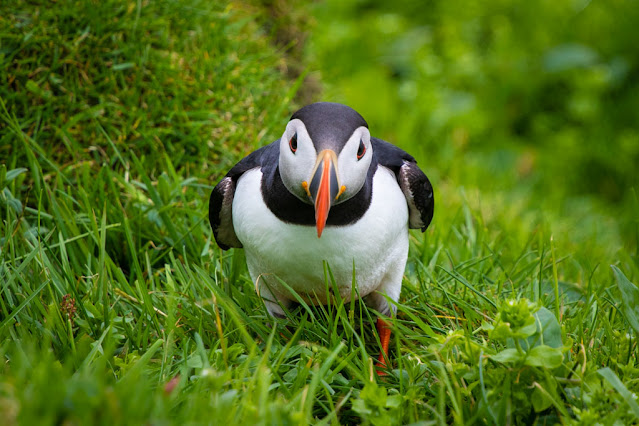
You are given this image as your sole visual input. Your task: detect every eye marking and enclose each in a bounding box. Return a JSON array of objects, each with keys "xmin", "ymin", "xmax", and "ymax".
[
  {"xmin": 356, "ymin": 139, "xmax": 366, "ymax": 160},
  {"xmin": 289, "ymin": 133, "xmax": 298, "ymax": 153}
]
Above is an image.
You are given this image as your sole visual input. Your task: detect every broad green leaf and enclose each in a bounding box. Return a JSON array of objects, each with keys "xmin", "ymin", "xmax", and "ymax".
[
  {"xmin": 524, "ymin": 345, "xmax": 563, "ymax": 368},
  {"xmin": 532, "ymin": 307, "xmax": 563, "ymax": 349},
  {"xmin": 531, "ymin": 386, "xmax": 553, "ymax": 412},
  {"xmin": 510, "ymin": 307, "xmax": 563, "ymax": 351},
  {"xmin": 490, "ymin": 348, "xmax": 522, "ymax": 364},
  {"xmin": 386, "ymin": 395, "xmax": 402, "ymax": 409},
  {"xmin": 539, "ymin": 280, "xmax": 584, "ymax": 304},
  {"xmin": 186, "ymin": 354, "xmax": 204, "ymax": 369},
  {"xmin": 489, "ymin": 322, "xmax": 514, "ymax": 341},
  {"xmin": 518, "ymin": 321, "xmax": 538, "ymax": 339},
  {"xmin": 352, "ymin": 399, "xmax": 372, "ymax": 416},
  {"xmin": 612, "ymin": 266, "xmax": 639, "ymax": 334}
]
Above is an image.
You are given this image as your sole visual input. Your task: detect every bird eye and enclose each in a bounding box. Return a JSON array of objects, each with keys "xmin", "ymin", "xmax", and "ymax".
[
  {"xmin": 356, "ymin": 139, "xmax": 366, "ymax": 160},
  {"xmin": 289, "ymin": 133, "xmax": 298, "ymax": 153}
]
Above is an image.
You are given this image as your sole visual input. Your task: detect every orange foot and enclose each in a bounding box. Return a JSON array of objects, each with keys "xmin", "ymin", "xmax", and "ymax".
[{"xmin": 375, "ymin": 317, "xmax": 391, "ymax": 376}]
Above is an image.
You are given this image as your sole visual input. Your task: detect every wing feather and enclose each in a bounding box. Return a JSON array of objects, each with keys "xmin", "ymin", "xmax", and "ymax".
[
  {"xmin": 209, "ymin": 142, "xmax": 277, "ymax": 249},
  {"xmin": 372, "ymin": 138, "xmax": 434, "ymax": 231},
  {"xmin": 209, "ymin": 176, "xmax": 242, "ymax": 249},
  {"xmin": 399, "ymin": 161, "xmax": 434, "ymax": 230}
]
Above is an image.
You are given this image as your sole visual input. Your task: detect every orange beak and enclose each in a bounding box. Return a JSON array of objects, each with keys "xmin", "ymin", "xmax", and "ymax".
[{"xmin": 308, "ymin": 150, "xmax": 342, "ymax": 237}]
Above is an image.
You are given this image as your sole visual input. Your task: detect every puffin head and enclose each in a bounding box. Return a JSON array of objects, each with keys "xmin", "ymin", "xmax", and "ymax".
[{"xmin": 278, "ymin": 102, "xmax": 373, "ymax": 237}]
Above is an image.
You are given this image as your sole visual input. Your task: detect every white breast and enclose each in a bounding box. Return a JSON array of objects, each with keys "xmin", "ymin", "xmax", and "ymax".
[{"xmin": 232, "ymin": 166, "xmax": 409, "ymax": 305}]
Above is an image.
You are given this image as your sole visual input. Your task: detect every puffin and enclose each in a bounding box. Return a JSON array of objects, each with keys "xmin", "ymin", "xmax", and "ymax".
[{"xmin": 209, "ymin": 102, "xmax": 434, "ymax": 371}]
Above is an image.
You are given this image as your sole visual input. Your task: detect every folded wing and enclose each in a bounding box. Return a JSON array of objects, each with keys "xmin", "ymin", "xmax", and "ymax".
[
  {"xmin": 209, "ymin": 143, "xmax": 276, "ymax": 250},
  {"xmin": 371, "ymin": 138, "xmax": 434, "ymax": 231}
]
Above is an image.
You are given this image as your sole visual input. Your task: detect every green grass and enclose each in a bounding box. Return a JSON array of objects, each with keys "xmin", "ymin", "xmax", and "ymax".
[{"xmin": 2, "ymin": 0, "xmax": 639, "ymax": 424}]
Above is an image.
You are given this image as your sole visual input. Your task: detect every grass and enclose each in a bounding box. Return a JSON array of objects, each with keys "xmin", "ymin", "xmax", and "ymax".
[{"xmin": 1, "ymin": 0, "xmax": 639, "ymax": 424}]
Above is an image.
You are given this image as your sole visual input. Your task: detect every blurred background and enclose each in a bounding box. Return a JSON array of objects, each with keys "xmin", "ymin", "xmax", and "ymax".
[
  {"xmin": 290, "ymin": 0, "xmax": 638, "ymax": 261},
  {"xmin": 1, "ymin": 1, "xmax": 638, "ymax": 422}
]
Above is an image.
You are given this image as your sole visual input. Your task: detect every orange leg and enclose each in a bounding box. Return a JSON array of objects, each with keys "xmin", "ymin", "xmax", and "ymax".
[{"xmin": 375, "ymin": 317, "xmax": 391, "ymax": 375}]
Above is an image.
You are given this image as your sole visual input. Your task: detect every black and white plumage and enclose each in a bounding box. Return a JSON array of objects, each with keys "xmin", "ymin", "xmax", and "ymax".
[{"xmin": 209, "ymin": 102, "xmax": 433, "ymax": 319}]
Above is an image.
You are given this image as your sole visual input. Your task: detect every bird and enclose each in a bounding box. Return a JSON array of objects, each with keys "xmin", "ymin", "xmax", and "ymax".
[{"xmin": 209, "ymin": 102, "xmax": 434, "ymax": 372}]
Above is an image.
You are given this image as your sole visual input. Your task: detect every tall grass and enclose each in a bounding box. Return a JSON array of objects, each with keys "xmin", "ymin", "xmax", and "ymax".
[{"xmin": 1, "ymin": 0, "xmax": 638, "ymax": 424}]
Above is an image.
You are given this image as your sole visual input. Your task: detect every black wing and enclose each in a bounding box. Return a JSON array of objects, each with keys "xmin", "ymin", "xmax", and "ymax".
[
  {"xmin": 209, "ymin": 141, "xmax": 278, "ymax": 250},
  {"xmin": 371, "ymin": 138, "xmax": 434, "ymax": 231}
]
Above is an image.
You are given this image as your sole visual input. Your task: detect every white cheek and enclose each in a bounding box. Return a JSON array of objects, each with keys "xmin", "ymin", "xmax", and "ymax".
[
  {"xmin": 340, "ymin": 128, "xmax": 371, "ymax": 191},
  {"xmin": 348, "ymin": 156, "xmax": 371, "ymax": 188},
  {"xmin": 338, "ymin": 145, "xmax": 372, "ymax": 200},
  {"xmin": 278, "ymin": 122, "xmax": 316, "ymax": 201}
]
